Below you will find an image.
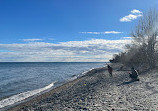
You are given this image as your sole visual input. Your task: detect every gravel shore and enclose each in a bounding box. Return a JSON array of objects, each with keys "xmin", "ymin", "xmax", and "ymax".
[{"xmin": 7, "ymin": 64, "xmax": 158, "ymax": 111}]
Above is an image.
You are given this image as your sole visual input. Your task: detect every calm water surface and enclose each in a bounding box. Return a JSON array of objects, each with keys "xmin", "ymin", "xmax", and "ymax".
[{"xmin": 0, "ymin": 62, "xmax": 104, "ymax": 102}]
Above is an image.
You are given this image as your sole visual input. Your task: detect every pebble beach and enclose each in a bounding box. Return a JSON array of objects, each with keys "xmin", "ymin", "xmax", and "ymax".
[{"xmin": 7, "ymin": 64, "xmax": 158, "ymax": 111}]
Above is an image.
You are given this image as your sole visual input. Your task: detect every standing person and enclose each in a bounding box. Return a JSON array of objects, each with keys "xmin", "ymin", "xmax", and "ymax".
[
  {"xmin": 129, "ymin": 67, "xmax": 139, "ymax": 81},
  {"xmin": 107, "ymin": 65, "xmax": 113, "ymax": 77}
]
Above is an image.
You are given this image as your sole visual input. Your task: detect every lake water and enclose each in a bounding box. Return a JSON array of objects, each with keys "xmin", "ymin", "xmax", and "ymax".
[{"xmin": 0, "ymin": 62, "xmax": 104, "ymax": 108}]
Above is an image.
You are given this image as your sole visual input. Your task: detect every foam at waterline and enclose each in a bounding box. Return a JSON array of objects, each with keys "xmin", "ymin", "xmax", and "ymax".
[
  {"xmin": 81, "ymin": 66, "xmax": 106, "ymax": 75},
  {"xmin": 67, "ymin": 68, "xmax": 97, "ymax": 82},
  {"xmin": 68, "ymin": 76, "xmax": 78, "ymax": 81},
  {"xmin": 82, "ymin": 68, "xmax": 95, "ymax": 75},
  {"xmin": 0, "ymin": 81, "xmax": 56, "ymax": 108}
]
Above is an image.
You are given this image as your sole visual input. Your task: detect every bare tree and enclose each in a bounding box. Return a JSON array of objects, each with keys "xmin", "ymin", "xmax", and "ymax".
[{"xmin": 131, "ymin": 9, "xmax": 158, "ymax": 68}]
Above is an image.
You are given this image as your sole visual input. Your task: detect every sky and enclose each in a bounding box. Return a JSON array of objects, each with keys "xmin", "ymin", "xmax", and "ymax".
[{"xmin": 0, "ymin": 0, "xmax": 158, "ymax": 62}]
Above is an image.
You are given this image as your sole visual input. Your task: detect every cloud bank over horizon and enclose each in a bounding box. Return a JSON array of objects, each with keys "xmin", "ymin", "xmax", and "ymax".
[{"xmin": 0, "ymin": 39, "xmax": 131, "ymax": 62}]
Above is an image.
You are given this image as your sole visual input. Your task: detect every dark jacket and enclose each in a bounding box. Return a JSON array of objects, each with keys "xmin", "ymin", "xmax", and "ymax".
[
  {"xmin": 108, "ymin": 65, "xmax": 113, "ymax": 73},
  {"xmin": 131, "ymin": 69, "xmax": 138, "ymax": 78}
]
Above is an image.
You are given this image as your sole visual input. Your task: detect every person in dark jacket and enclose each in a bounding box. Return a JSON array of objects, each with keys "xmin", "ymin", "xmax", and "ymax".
[
  {"xmin": 129, "ymin": 67, "xmax": 139, "ymax": 81},
  {"xmin": 107, "ymin": 65, "xmax": 113, "ymax": 77}
]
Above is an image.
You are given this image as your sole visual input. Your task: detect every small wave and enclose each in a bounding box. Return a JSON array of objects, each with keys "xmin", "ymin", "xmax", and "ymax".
[
  {"xmin": 81, "ymin": 66, "xmax": 106, "ymax": 76},
  {"xmin": 68, "ymin": 76, "xmax": 78, "ymax": 81},
  {"xmin": 68, "ymin": 68, "xmax": 96, "ymax": 81},
  {"xmin": 82, "ymin": 68, "xmax": 95, "ymax": 75},
  {"xmin": 0, "ymin": 81, "xmax": 56, "ymax": 109}
]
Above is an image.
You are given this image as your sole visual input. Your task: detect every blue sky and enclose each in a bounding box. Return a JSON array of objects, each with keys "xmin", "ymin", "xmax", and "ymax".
[{"xmin": 0, "ymin": 0, "xmax": 158, "ymax": 62}]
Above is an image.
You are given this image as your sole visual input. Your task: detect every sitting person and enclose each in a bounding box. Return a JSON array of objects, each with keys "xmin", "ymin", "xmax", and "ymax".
[{"xmin": 129, "ymin": 67, "xmax": 139, "ymax": 81}]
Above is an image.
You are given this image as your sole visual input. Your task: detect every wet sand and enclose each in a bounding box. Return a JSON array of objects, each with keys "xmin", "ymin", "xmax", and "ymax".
[{"xmin": 7, "ymin": 64, "xmax": 158, "ymax": 111}]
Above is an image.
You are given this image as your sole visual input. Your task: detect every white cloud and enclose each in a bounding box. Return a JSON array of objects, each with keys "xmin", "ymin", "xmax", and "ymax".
[
  {"xmin": 120, "ymin": 9, "xmax": 143, "ymax": 22},
  {"xmin": 131, "ymin": 9, "xmax": 142, "ymax": 14},
  {"xmin": 0, "ymin": 39, "xmax": 131, "ymax": 62},
  {"xmin": 22, "ymin": 39, "xmax": 43, "ymax": 42},
  {"xmin": 103, "ymin": 31, "xmax": 123, "ymax": 34},
  {"xmin": 120, "ymin": 14, "xmax": 142, "ymax": 22},
  {"xmin": 79, "ymin": 31, "xmax": 123, "ymax": 34},
  {"xmin": 122, "ymin": 37, "xmax": 134, "ymax": 39}
]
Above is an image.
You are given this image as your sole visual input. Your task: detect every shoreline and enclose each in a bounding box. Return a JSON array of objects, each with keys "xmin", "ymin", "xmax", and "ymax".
[
  {"xmin": 5, "ymin": 66, "xmax": 107, "ymax": 111},
  {"xmin": 6, "ymin": 63, "xmax": 158, "ymax": 110},
  {"xmin": 0, "ymin": 63, "xmax": 105, "ymax": 110}
]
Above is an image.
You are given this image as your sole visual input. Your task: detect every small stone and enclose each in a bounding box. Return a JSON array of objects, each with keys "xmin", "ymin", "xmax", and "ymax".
[{"xmin": 83, "ymin": 107, "xmax": 88, "ymax": 110}]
